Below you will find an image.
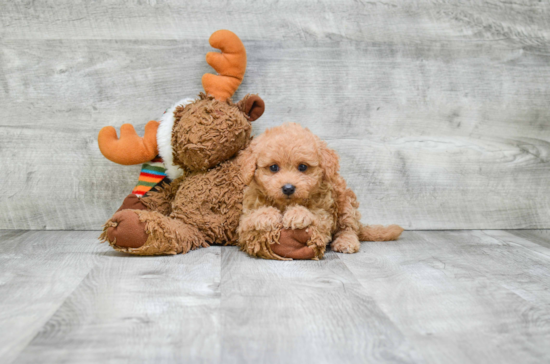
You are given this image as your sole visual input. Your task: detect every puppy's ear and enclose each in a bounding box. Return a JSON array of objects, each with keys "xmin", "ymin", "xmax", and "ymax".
[
  {"xmin": 238, "ymin": 141, "xmax": 257, "ymax": 185},
  {"xmin": 319, "ymin": 140, "xmax": 340, "ymax": 184},
  {"xmin": 237, "ymin": 94, "xmax": 265, "ymax": 121}
]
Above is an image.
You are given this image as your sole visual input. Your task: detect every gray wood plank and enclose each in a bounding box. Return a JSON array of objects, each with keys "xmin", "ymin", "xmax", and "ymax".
[
  {"xmin": 219, "ymin": 247, "xmax": 423, "ymax": 364},
  {"xmin": 1, "ymin": 0, "xmax": 550, "ymax": 230},
  {"xmin": 506, "ymin": 229, "xmax": 550, "ymax": 249},
  {"xmin": 12, "ymin": 245, "xmax": 222, "ymax": 364},
  {"xmin": 1, "ymin": 37, "xmax": 550, "ymax": 229},
  {"xmin": 3, "ymin": 230, "xmax": 550, "ymax": 363},
  {"xmin": 338, "ymin": 230, "xmax": 550, "ymax": 364},
  {"xmin": 2, "ymin": 0, "xmax": 549, "ymax": 45},
  {"xmin": 0, "ymin": 231, "xmax": 103, "ymax": 364}
]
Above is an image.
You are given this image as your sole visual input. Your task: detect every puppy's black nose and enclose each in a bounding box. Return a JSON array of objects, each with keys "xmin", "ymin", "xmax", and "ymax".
[{"xmin": 282, "ymin": 184, "xmax": 296, "ymax": 196}]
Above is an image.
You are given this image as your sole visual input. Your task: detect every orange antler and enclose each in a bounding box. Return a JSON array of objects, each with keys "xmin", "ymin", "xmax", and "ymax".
[
  {"xmin": 202, "ymin": 30, "xmax": 247, "ymax": 101},
  {"xmin": 98, "ymin": 121, "xmax": 159, "ymax": 165}
]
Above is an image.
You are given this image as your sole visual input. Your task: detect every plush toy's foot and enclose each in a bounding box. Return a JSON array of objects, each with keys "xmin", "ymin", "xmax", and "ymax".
[
  {"xmin": 103, "ymin": 210, "xmax": 148, "ymax": 248},
  {"xmin": 271, "ymin": 228, "xmax": 316, "ymax": 260},
  {"xmin": 116, "ymin": 193, "xmax": 148, "ymax": 212},
  {"xmin": 100, "ymin": 209, "xmax": 208, "ymax": 255},
  {"xmin": 239, "ymin": 227, "xmax": 326, "ymax": 260}
]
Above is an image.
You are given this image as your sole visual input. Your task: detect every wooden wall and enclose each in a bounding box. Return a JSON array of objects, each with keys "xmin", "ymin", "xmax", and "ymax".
[{"xmin": 1, "ymin": 0, "xmax": 549, "ymax": 230}]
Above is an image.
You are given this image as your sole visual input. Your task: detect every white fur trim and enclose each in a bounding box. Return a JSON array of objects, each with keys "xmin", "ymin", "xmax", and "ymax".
[{"xmin": 157, "ymin": 97, "xmax": 195, "ymax": 180}]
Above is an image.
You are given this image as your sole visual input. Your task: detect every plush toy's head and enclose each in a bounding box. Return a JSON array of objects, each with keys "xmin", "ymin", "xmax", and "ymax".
[
  {"xmin": 167, "ymin": 29, "xmax": 265, "ymax": 171},
  {"xmin": 170, "ymin": 93, "xmax": 263, "ymax": 171},
  {"xmin": 98, "ymin": 30, "xmax": 265, "ymax": 172}
]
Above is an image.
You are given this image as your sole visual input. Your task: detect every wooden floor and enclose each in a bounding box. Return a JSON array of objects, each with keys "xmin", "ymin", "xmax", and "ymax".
[{"xmin": 1, "ymin": 230, "xmax": 549, "ymax": 364}]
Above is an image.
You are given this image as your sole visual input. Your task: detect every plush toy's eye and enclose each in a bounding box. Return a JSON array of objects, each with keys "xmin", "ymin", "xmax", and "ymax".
[
  {"xmin": 270, "ymin": 164, "xmax": 279, "ymax": 172},
  {"xmin": 298, "ymin": 164, "xmax": 308, "ymax": 172}
]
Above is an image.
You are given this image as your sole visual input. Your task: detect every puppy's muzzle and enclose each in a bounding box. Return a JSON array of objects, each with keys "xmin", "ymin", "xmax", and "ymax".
[{"xmin": 282, "ymin": 184, "xmax": 296, "ymax": 196}]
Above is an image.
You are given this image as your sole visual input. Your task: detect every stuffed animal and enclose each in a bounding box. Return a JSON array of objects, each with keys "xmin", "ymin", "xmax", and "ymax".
[
  {"xmin": 97, "ymin": 30, "xmax": 269, "ymax": 255},
  {"xmin": 237, "ymin": 123, "xmax": 404, "ymax": 260}
]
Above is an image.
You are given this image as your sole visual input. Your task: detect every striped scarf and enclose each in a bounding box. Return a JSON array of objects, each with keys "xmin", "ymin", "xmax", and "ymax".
[{"xmin": 132, "ymin": 156, "xmax": 168, "ymax": 197}]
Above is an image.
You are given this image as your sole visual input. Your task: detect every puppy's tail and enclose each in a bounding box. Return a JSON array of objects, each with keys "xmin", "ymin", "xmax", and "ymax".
[{"xmin": 358, "ymin": 224, "xmax": 404, "ymax": 241}]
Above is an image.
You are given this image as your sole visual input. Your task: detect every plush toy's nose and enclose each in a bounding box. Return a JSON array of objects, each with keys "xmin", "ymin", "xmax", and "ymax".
[{"xmin": 282, "ymin": 184, "xmax": 296, "ymax": 196}]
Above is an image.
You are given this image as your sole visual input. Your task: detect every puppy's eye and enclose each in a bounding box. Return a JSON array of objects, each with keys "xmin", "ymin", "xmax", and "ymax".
[
  {"xmin": 269, "ymin": 164, "xmax": 279, "ymax": 172},
  {"xmin": 298, "ymin": 164, "xmax": 308, "ymax": 172}
]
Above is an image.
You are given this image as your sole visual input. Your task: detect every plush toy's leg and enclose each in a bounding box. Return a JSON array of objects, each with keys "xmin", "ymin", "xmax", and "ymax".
[
  {"xmin": 116, "ymin": 193, "xmax": 148, "ymax": 212},
  {"xmin": 238, "ymin": 206, "xmax": 328, "ymax": 260},
  {"xmin": 250, "ymin": 226, "xmax": 326, "ymax": 260},
  {"xmin": 99, "ymin": 209, "xmax": 208, "ymax": 255},
  {"xmin": 238, "ymin": 225, "xmax": 325, "ymax": 260},
  {"xmin": 270, "ymin": 228, "xmax": 317, "ymax": 260}
]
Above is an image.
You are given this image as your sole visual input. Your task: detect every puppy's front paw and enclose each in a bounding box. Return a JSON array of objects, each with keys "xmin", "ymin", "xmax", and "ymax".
[
  {"xmin": 331, "ymin": 231, "xmax": 360, "ymax": 254},
  {"xmin": 283, "ymin": 205, "xmax": 315, "ymax": 229},
  {"xmin": 241, "ymin": 206, "xmax": 283, "ymax": 232}
]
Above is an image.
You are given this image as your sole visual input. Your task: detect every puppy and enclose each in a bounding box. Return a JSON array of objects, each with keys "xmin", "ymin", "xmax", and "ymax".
[{"xmin": 237, "ymin": 123, "xmax": 403, "ymax": 260}]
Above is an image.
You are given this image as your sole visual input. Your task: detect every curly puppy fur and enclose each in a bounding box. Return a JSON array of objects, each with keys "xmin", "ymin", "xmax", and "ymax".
[
  {"xmin": 100, "ymin": 93, "xmax": 264, "ymax": 255},
  {"xmin": 237, "ymin": 123, "xmax": 403, "ymax": 259}
]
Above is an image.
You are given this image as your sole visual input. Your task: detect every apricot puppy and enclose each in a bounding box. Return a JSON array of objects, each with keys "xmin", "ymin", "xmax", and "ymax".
[{"xmin": 237, "ymin": 123, "xmax": 403, "ymax": 260}]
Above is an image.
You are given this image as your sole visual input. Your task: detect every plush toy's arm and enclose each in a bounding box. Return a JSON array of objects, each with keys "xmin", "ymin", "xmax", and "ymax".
[
  {"xmin": 140, "ymin": 175, "xmax": 185, "ymax": 216},
  {"xmin": 98, "ymin": 120, "xmax": 159, "ymax": 165}
]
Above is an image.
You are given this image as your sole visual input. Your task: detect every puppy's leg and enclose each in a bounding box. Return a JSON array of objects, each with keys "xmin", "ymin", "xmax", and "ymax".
[
  {"xmin": 279, "ymin": 206, "xmax": 330, "ymax": 259},
  {"xmin": 238, "ymin": 207, "xmax": 286, "ymax": 260},
  {"xmin": 282, "ymin": 205, "xmax": 315, "ymax": 229},
  {"xmin": 331, "ymin": 230, "xmax": 361, "ymax": 254},
  {"xmin": 240, "ymin": 206, "xmax": 283, "ymax": 232}
]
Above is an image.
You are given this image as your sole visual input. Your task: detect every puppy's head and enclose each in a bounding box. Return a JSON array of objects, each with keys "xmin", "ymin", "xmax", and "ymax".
[{"xmin": 240, "ymin": 123, "xmax": 340, "ymax": 204}]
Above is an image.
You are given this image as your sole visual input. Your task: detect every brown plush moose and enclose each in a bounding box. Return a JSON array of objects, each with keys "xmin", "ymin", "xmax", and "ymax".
[{"xmin": 98, "ymin": 30, "xmax": 312, "ymax": 257}]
